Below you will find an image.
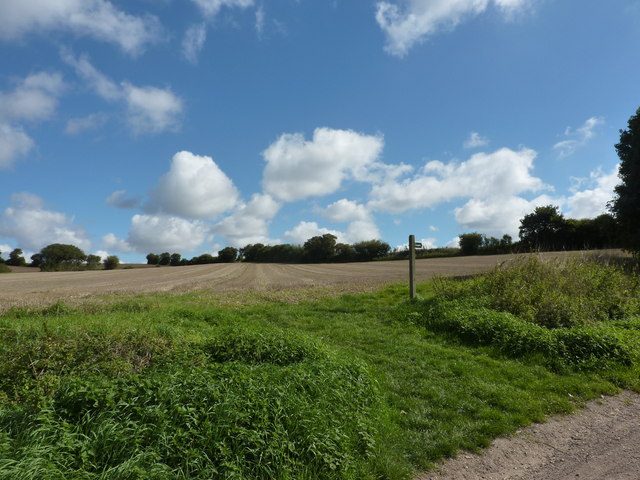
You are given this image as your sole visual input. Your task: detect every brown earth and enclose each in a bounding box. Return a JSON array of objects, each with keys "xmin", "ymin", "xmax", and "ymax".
[{"xmin": 0, "ymin": 251, "xmax": 603, "ymax": 310}]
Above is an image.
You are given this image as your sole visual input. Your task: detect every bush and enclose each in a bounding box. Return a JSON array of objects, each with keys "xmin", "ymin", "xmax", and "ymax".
[
  {"xmin": 433, "ymin": 255, "xmax": 640, "ymax": 328},
  {"xmin": 0, "ymin": 263, "xmax": 11, "ymax": 274},
  {"xmin": 103, "ymin": 256, "xmax": 120, "ymax": 270}
]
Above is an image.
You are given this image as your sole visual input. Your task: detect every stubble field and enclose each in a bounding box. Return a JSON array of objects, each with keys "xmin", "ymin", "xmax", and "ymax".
[{"xmin": 0, "ymin": 252, "xmax": 588, "ymax": 310}]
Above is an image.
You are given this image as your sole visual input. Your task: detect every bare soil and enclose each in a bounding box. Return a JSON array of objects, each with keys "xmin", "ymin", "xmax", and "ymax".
[{"xmin": 418, "ymin": 391, "xmax": 640, "ymax": 480}]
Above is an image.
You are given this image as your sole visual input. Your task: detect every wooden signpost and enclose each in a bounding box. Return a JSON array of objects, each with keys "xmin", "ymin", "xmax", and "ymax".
[{"xmin": 409, "ymin": 235, "xmax": 416, "ymax": 299}]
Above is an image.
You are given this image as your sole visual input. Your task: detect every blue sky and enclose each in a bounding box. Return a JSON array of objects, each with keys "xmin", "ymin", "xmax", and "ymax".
[{"xmin": 1, "ymin": 0, "xmax": 638, "ymax": 263}]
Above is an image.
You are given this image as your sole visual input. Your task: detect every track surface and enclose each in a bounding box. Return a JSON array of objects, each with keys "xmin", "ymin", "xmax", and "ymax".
[{"xmin": 0, "ymin": 251, "xmax": 610, "ymax": 310}]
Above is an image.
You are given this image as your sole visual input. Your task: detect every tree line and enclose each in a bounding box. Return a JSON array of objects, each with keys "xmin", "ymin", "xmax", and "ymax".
[{"xmin": 0, "ymin": 244, "xmax": 120, "ymax": 272}]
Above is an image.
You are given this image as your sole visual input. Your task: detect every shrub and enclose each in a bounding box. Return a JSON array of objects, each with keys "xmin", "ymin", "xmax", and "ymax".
[
  {"xmin": 0, "ymin": 264, "xmax": 11, "ymax": 274},
  {"xmin": 103, "ymin": 256, "xmax": 120, "ymax": 270}
]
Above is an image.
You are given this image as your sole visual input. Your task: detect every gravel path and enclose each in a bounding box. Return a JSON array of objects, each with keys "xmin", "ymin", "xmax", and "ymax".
[{"xmin": 418, "ymin": 391, "xmax": 640, "ymax": 480}]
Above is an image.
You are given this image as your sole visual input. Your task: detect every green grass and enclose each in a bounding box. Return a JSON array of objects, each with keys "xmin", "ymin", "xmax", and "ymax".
[{"xmin": 1, "ymin": 257, "xmax": 639, "ymax": 479}]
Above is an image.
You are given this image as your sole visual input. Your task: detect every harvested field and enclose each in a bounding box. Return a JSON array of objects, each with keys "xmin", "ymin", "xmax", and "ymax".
[{"xmin": 0, "ymin": 251, "xmax": 617, "ymax": 310}]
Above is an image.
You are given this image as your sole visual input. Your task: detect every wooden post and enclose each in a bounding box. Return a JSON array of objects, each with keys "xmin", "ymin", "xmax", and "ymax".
[{"xmin": 409, "ymin": 234, "xmax": 416, "ymax": 299}]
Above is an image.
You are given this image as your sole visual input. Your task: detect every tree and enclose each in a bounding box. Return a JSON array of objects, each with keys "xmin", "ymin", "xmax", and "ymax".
[
  {"xmin": 610, "ymin": 107, "xmax": 640, "ymax": 255},
  {"xmin": 86, "ymin": 254, "xmax": 102, "ymax": 270},
  {"xmin": 30, "ymin": 253, "xmax": 43, "ymax": 268},
  {"xmin": 218, "ymin": 247, "xmax": 238, "ymax": 263},
  {"xmin": 170, "ymin": 253, "xmax": 182, "ymax": 266},
  {"xmin": 146, "ymin": 253, "xmax": 160, "ymax": 265},
  {"xmin": 0, "ymin": 249, "xmax": 4, "ymax": 263},
  {"xmin": 459, "ymin": 233, "xmax": 483, "ymax": 255},
  {"xmin": 303, "ymin": 234, "xmax": 337, "ymax": 263},
  {"xmin": 5, "ymin": 248, "xmax": 26, "ymax": 267},
  {"xmin": 103, "ymin": 255, "xmax": 120, "ymax": 270},
  {"xmin": 39, "ymin": 243, "xmax": 87, "ymax": 271},
  {"xmin": 159, "ymin": 252, "xmax": 171, "ymax": 266},
  {"xmin": 191, "ymin": 253, "xmax": 215, "ymax": 265},
  {"xmin": 352, "ymin": 240, "xmax": 391, "ymax": 261},
  {"xmin": 518, "ymin": 205, "xmax": 567, "ymax": 251}
]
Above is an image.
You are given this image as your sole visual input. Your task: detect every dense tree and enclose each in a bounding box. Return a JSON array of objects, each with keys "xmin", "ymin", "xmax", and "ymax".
[
  {"xmin": 146, "ymin": 253, "xmax": 160, "ymax": 265},
  {"xmin": 38, "ymin": 244, "xmax": 87, "ymax": 271},
  {"xmin": 170, "ymin": 253, "xmax": 182, "ymax": 266},
  {"xmin": 334, "ymin": 243, "xmax": 356, "ymax": 262},
  {"xmin": 218, "ymin": 247, "xmax": 238, "ymax": 263},
  {"xmin": 240, "ymin": 244, "xmax": 265, "ymax": 262},
  {"xmin": 30, "ymin": 253, "xmax": 43, "ymax": 268},
  {"xmin": 103, "ymin": 255, "xmax": 120, "ymax": 270},
  {"xmin": 352, "ymin": 240, "xmax": 391, "ymax": 261},
  {"xmin": 0, "ymin": 250, "xmax": 3, "ymax": 263},
  {"xmin": 519, "ymin": 205, "xmax": 567, "ymax": 251},
  {"xmin": 610, "ymin": 107, "xmax": 640, "ymax": 255},
  {"xmin": 5, "ymin": 248, "xmax": 26, "ymax": 267},
  {"xmin": 86, "ymin": 254, "xmax": 102, "ymax": 270},
  {"xmin": 190, "ymin": 253, "xmax": 216, "ymax": 265},
  {"xmin": 459, "ymin": 233, "xmax": 483, "ymax": 255},
  {"xmin": 159, "ymin": 252, "xmax": 171, "ymax": 266},
  {"xmin": 303, "ymin": 234, "xmax": 337, "ymax": 263}
]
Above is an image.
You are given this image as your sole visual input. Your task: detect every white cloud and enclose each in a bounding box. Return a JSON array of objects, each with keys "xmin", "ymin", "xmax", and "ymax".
[
  {"xmin": 464, "ymin": 131, "xmax": 489, "ymax": 148},
  {"xmin": 182, "ymin": 23, "xmax": 207, "ymax": 64},
  {"xmin": 0, "ymin": 72, "xmax": 65, "ymax": 123},
  {"xmin": 122, "ymin": 83, "xmax": 183, "ymax": 135},
  {"xmin": 0, "ymin": 244, "xmax": 13, "ymax": 260},
  {"xmin": 566, "ymin": 165, "xmax": 619, "ymax": 219},
  {"xmin": 320, "ymin": 199, "xmax": 381, "ymax": 242},
  {"xmin": 284, "ymin": 221, "xmax": 344, "ymax": 245},
  {"xmin": 368, "ymin": 147, "xmax": 546, "ymax": 213},
  {"xmin": 61, "ymin": 51, "xmax": 120, "ymax": 100},
  {"xmin": 255, "ymin": 5, "xmax": 265, "ymax": 37},
  {"xmin": 64, "ymin": 112, "xmax": 108, "ymax": 135},
  {"xmin": 106, "ymin": 190, "xmax": 141, "ymax": 209},
  {"xmin": 191, "ymin": 0, "xmax": 254, "ymax": 18},
  {"xmin": 429, "ymin": 225, "xmax": 439, "ymax": 231},
  {"xmin": 0, "ymin": 192, "xmax": 91, "ymax": 252},
  {"xmin": 375, "ymin": 0, "xmax": 534, "ymax": 57},
  {"xmin": 212, "ymin": 193, "xmax": 281, "ymax": 246},
  {"xmin": 0, "ymin": 124, "xmax": 34, "ymax": 169},
  {"xmin": 0, "ymin": 0, "xmax": 160, "ymax": 55},
  {"xmin": 150, "ymin": 151, "xmax": 239, "ymax": 219},
  {"xmin": 93, "ymin": 250, "xmax": 109, "ymax": 262},
  {"xmin": 263, "ymin": 127, "xmax": 384, "ymax": 202},
  {"xmin": 396, "ymin": 237, "xmax": 437, "ymax": 250},
  {"xmin": 62, "ymin": 52, "xmax": 183, "ymax": 135},
  {"xmin": 107, "ymin": 214, "xmax": 210, "ymax": 253},
  {"xmin": 553, "ymin": 117, "xmax": 604, "ymax": 159}
]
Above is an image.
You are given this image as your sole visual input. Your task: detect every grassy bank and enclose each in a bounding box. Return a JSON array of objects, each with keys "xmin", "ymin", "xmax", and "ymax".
[{"xmin": 1, "ymin": 255, "xmax": 639, "ymax": 479}]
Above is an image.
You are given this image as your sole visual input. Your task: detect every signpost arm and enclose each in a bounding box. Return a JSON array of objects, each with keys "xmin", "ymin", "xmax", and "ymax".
[{"xmin": 409, "ymin": 234, "xmax": 416, "ymax": 299}]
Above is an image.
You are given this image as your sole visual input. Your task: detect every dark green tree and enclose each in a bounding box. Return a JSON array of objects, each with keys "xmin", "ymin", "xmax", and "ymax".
[
  {"xmin": 191, "ymin": 253, "xmax": 215, "ymax": 264},
  {"xmin": 519, "ymin": 205, "xmax": 567, "ymax": 251},
  {"xmin": 6, "ymin": 248, "xmax": 26, "ymax": 267},
  {"xmin": 352, "ymin": 240, "xmax": 391, "ymax": 261},
  {"xmin": 159, "ymin": 252, "xmax": 171, "ymax": 266},
  {"xmin": 39, "ymin": 244, "xmax": 87, "ymax": 271},
  {"xmin": 30, "ymin": 253, "xmax": 43, "ymax": 268},
  {"xmin": 170, "ymin": 253, "xmax": 182, "ymax": 266},
  {"xmin": 103, "ymin": 255, "xmax": 120, "ymax": 270},
  {"xmin": 303, "ymin": 234, "xmax": 337, "ymax": 263},
  {"xmin": 218, "ymin": 247, "xmax": 238, "ymax": 263},
  {"xmin": 146, "ymin": 253, "xmax": 160, "ymax": 265},
  {"xmin": 0, "ymin": 250, "xmax": 3, "ymax": 263},
  {"xmin": 610, "ymin": 107, "xmax": 640, "ymax": 255},
  {"xmin": 86, "ymin": 254, "xmax": 102, "ymax": 270},
  {"xmin": 459, "ymin": 233, "xmax": 483, "ymax": 255}
]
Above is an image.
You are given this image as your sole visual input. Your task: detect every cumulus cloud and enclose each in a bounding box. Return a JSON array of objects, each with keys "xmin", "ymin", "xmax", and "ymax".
[
  {"xmin": 375, "ymin": 0, "xmax": 535, "ymax": 57},
  {"xmin": 182, "ymin": 23, "xmax": 207, "ymax": 63},
  {"xmin": 106, "ymin": 190, "xmax": 141, "ymax": 209},
  {"xmin": 553, "ymin": 117, "xmax": 604, "ymax": 159},
  {"xmin": 62, "ymin": 52, "xmax": 183, "ymax": 135},
  {"xmin": 0, "ymin": 124, "xmax": 34, "ymax": 169},
  {"xmin": 263, "ymin": 127, "xmax": 384, "ymax": 202},
  {"xmin": 565, "ymin": 165, "xmax": 619, "ymax": 219},
  {"xmin": 0, "ymin": 192, "xmax": 91, "ymax": 252},
  {"xmin": 191, "ymin": 0, "xmax": 254, "ymax": 18},
  {"xmin": 212, "ymin": 193, "xmax": 281, "ymax": 246},
  {"xmin": 149, "ymin": 151, "xmax": 239, "ymax": 219},
  {"xmin": 369, "ymin": 147, "xmax": 546, "ymax": 213},
  {"xmin": 320, "ymin": 199, "xmax": 381, "ymax": 242},
  {"xmin": 64, "ymin": 112, "xmax": 108, "ymax": 135},
  {"xmin": 464, "ymin": 131, "xmax": 489, "ymax": 149},
  {"xmin": 105, "ymin": 214, "xmax": 210, "ymax": 253},
  {"xmin": 0, "ymin": 0, "xmax": 161, "ymax": 55},
  {"xmin": 284, "ymin": 221, "xmax": 344, "ymax": 245}
]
